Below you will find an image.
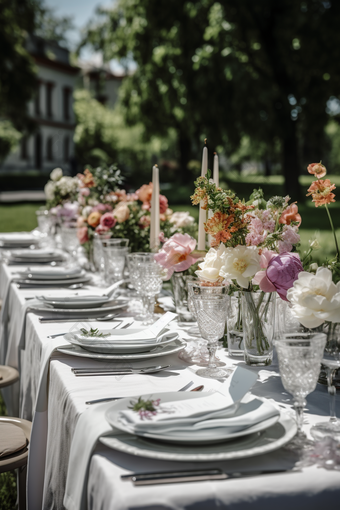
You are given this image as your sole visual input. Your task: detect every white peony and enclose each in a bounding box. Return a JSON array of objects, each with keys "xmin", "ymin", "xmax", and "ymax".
[
  {"xmin": 169, "ymin": 211, "xmax": 195, "ymax": 228},
  {"xmin": 44, "ymin": 181, "xmax": 55, "ymax": 200},
  {"xmin": 196, "ymin": 244, "xmax": 227, "ymax": 282},
  {"xmin": 286, "ymin": 267, "xmax": 340, "ymax": 328},
  {"xmin": 50, "ymin": 167, "xmax": 63, "ymax": 181},
  {"xmin": 219, "ymin": 245, "xmax": 261, "ymax": 289}
]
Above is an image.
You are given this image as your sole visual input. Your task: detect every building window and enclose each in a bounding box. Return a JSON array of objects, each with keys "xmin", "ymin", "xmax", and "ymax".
[
  {"xmin": 35, "ymin": 82, "xmax": 41, "ymax": 116},
  {"xmin": 46, "ymin": 82, "xmax": 54, "ymax": 118},
  {"xmin": 34, "ymin": 133, "xmax": 42, "ymax": 169},
  {"xmin": 20, "ymin": 137, "xmax": 28, "ymax": 160},
  {"xmin": 46, "ymin": 137, "xmax": 53, "ymax": 161},
  {"xmin": 63, "ymin": 136, "xmax": 69, "ymax": 162},
  {"xmin": 63, "ymin": 87, "xmax": 71, "ymax": 121}
]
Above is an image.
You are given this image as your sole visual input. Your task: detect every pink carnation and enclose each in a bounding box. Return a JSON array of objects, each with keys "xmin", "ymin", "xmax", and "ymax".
[
  {"xmin": 77, "ymin": 226, "xmax": 89, "ymax": 244},
  {"xmin": 154, "ymin": 233, "xmax": 197, "ymax": 280},
  {"xmin": 100, "ymin": 212, "xmax": 116, "ymax": 229}
]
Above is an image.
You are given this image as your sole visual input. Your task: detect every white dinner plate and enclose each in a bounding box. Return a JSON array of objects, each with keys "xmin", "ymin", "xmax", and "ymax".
[
  {"xmin": 101, "ymin": 395, "xmax": 296, "ymax": 461},
  {"xmin": 39, "ymin": 296, "xmax": 111, "ymax": 309},
  {"xmin": 64, "ymin": 331, "xmax": 179, "ymax": 354},
  {"xmin": 16, "ymin": 268, "xmax": 84, "ymax": 280},
  {"xmin": 13, "ymin": 275, "xmax": 92, "ymax": 286},
  {"xmin": 29, "ymin": 300, "xmax": 127, "ymax": 316},
  {"xmin": 57, "ymin": 338, "xmax": 186, "ymax": 360},
  {"xmin": 105, "ymin": 393, "xmax": 280, "ymax": 445}
]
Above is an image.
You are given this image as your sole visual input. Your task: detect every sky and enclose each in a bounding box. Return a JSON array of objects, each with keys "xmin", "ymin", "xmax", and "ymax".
[{"xmin": 44, "ymin": 0, "xmax": 120, "ymax": 70}]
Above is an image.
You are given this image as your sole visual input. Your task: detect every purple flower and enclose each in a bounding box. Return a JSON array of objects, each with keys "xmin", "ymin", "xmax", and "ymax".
[{"xmin": 254, "ymin": 252, "xmax": 303, "ymax": 301}]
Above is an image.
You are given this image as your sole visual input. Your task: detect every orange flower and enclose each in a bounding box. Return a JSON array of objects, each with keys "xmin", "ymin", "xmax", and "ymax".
[
  {"xmin": 306, "ymin": 179, "xmax": 336, "ymax": 207},
  {"xmin": 136, "ymin": 183, "xmax": 153, "ymax": 203},
  {"xmin": 190, "ymin": 187, "xmax": 206, "ymax": 206},
  {"xmin": 87, "ymin": 211, "xmax": 102, "ymax": 227},
  {"xmin": 279, "ymin": 203, "xmax": 302, "ymax": 226},
  {"xmin": 205, "ymin": 211, "xmax": 235, "ymax": 246},
  {"xmin": 307, "ymin": 163, "xmax": 327, "ymax": 179},
  {"xmin": 82, "ymin": 169, "xmax": 96, "ymax": 188}
]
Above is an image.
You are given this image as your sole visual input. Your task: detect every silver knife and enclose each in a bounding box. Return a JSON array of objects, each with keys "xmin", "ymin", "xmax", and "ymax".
[{"xmin": 121, "ymin": 468, "xmax": 294, "ymax": 485}]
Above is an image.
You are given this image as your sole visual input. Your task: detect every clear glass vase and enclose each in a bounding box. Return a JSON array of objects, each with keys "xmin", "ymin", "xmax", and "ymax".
[
  {"xmin": 227, "ymin": 292, "xmax": 244, "ymax": 357},
  {"xmin": 171, "ymin": 273, "xmax": 196, "ymax": 323},
  {"xmin": 242, "ymin": 291, "xmax": 276, "ymax": 366}
]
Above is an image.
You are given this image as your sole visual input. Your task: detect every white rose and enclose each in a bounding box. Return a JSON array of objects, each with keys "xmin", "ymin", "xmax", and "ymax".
[
  {"xmin": 286, "ymin": 267, "xmax": 340, "ymax": 328},
  {"xmin": 196, "ymin": 244, "xmax": 227, "ymax": 282},
  {"xmin": 44, "ymin": 181, "xmax": 55, "ymax": 200},
  {"xmin": 50, "ymin": 167, "xmax": 63, "ymax": 181},
  {"xmin": 169, "ymin": 211, "xmax": 195, "ymax": 228},
  {"xmin": 219, "ymin": 245, "xmax": 261, "ymax": 289}
]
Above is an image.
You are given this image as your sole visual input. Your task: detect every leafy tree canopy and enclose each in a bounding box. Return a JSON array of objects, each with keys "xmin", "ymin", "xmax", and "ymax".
[{"xmin": 80, "ymin": 0, "xmax": 340, "ymax": 199}]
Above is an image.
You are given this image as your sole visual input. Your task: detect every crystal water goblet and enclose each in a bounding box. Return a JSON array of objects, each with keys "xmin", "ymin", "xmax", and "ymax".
[
  {"xmin": 60, "ymin": 223, "xmax": 79, "ymax": 260},
  {"xmin": 139, "ymin": 262, "xmax": 164, "ymax": 325},
  {"xmin": 274, "ymin": 332, "xmax": 327, "ymax": 448},
  {"xmin": 193, "ymin": 289, "xmax": 231, "ymax": 379},
  {"xmin": 103, "ymin": 246, "xmax": 129, "ymax": 284},
  {"xmin": 311, "ymin": 323, "xmax": 340, "ymax": 442},
  {"xmin": 126, "ymin": 253, "xmax": 156, "ymax": 319}
]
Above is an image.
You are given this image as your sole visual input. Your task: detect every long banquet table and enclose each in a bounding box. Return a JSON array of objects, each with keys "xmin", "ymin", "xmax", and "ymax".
[{"xmin": 1, "ymin": 260, "xmax": 340, "ymax": 510}]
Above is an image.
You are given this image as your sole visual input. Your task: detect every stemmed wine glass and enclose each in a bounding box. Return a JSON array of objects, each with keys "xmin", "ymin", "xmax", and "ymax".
[
  {"xmin": 311, "ymin": 322, "xmax": 340, "ymax": 442},
  {"xmin": 193, "ymin": 286, "xmax": 232, "ymax": 379},
  {"xmin": 139, "ymin": 261, "xmax": 165, "ymax": 325},
  {"xmin": 274, "ymin": 332, "xmax": 327, "ymax": 448}
]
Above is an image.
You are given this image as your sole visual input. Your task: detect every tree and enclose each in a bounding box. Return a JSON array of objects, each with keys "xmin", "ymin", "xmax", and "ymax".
[
  {"xmin": 0, "ymin": 0, "xmax": 38, "ymax": 154},
  {"xmin": 80, "ymin": 0, "xmax": 340, "ymax": 198}
]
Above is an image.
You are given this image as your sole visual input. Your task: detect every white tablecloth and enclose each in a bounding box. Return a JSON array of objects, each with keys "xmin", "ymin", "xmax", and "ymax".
[{"xmin": 0, "ymin": 260, "xmax": 340, "ymax": 510}]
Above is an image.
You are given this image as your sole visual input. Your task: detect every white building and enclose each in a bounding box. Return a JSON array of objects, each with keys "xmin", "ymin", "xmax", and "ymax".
[{"xmin": 1, "ymin": 36, "xmax": 79, "ymax": 175}]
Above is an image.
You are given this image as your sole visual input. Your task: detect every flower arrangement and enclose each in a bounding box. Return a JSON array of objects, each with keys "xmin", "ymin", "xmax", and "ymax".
[
  {"xmin": 76, "ymin": 166, "xmax": 197, "ymax": 254},
  {"xmin": 44, "ymin": 168, "xmax": 79, "ymax": 209},
  {"xmin": 191, "ymin": 176, "xmax": 303, "ymax": 294},
  {"xmin": 285, "ymin": 163, "xmax": 340, "ymax": 329}
]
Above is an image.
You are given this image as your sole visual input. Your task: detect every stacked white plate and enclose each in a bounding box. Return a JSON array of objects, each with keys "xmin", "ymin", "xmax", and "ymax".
[
  {"xmin": 101, "ymin": 391, "xmax": 296, "ymax": 461},
  {"xmin": 14, "ymin": 266, "xmax": 92, "ymax": 286},
  {"xmin": 8, "ymin": 248, "xmax": 65, "ymax": 264},
  {"xmin": 64, "ymin": 328, "xmax": 180, "ymax": 354},
  {"xmin": 0, "ymin": 232, "xmax": 41, "ymax": 248}
]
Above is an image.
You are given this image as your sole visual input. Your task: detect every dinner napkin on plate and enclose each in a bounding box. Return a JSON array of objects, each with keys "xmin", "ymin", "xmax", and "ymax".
[
  {"xmin": 71, "ymin": 328, "xmax": 173, "ymax": 345},
  {"xmin": 37, "ymin": 295, "xmax": 109, "ymax": 303}
]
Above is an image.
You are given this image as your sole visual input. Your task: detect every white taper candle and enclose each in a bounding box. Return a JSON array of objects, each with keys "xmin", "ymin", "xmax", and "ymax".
[
  {"xmin": 150, "ymin": 165, "xmax": 160, "ymax": 251},
  {"xmin": 197, "ymin": 143, "xmax": 208, "ymax": 250}
]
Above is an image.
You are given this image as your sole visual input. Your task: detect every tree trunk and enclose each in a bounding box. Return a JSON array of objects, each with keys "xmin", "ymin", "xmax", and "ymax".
[
  {"xmin": 178, "ymin": 133, "xmax": 192, "ymax": 184},
  {"xmin": 282, "ymin": 128, "xmax": 302, "ymax": 202}
]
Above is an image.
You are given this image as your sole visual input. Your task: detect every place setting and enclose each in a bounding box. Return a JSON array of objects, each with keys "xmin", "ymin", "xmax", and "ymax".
[
  {"xmin": 5, "ymin": 247, "xmax": 66, "ymax": 265},
  {"xmin": 57, "ymin": 312, "xmax": 187, "ymax": 362}
]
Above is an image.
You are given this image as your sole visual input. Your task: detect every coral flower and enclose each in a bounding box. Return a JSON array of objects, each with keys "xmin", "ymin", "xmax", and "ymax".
[
  {"xmin": 87, "ymin": 211, "xmax": 102, "ymax": 228},
  {"xmin": 306, "ymin": 179, "xmax": 336, "ymax": 207},
  {"xmin": 136, "ymin": 183, "xmax": 153, "ymax": 203},
  {"xmin": 307, "ymin": 163, "xmax": 327, "ymax": 179},
  {"xmin": 205, "ymin": 212, "xmax": 234, "ymax": 246},
  {"xmin": 81, "ymin": 169, "xmax": 96, "ymax": 188},
  {"xmin": 279, "ymin": 203, "xmax": 302, "ymax": 226},
  {"xmin": 154, "ymin": 233, "xmax": 197, "ymax": 279}
]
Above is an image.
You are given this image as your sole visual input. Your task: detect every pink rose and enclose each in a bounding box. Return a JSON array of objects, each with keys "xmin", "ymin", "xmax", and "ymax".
[
  {"xmin": 253, "ymin": 252, "xmax": 303, "ymax": 301},
  {"xmin": 159, "ymin": 194, "xmax": 168, "ymax": 214},
  {"xmin": 80, "ymin": 188, "xmax": 90, "ymax": 197},
  {"xmin": 77, "ymin": 226, "xmax": 89, "ymax": 244},
  {"xmin": 100, "ymin": 212, "xmax": 116, "ymax": 229},
  {"xmin": 95, "ymin": 225, "xmax": 111, "ymax": 236},
  {"xmin": 138, "ymin": 215, "xmax": 151, "ymax": 229},
  {"xmin": 154, "ymin": 233, "xmax": 197, "ymax": 280}
]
